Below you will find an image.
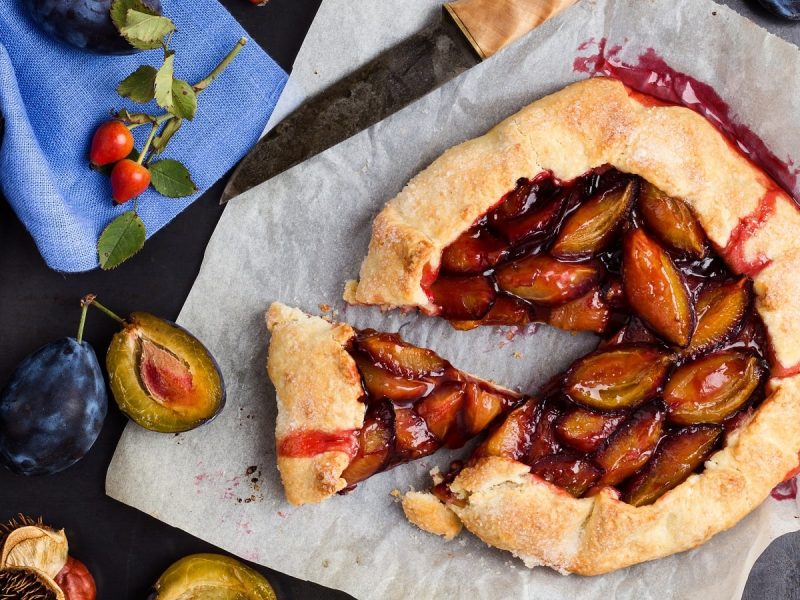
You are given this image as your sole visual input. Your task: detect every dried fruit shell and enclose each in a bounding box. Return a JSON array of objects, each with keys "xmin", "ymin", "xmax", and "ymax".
[
  {"xmin": 551, "ymin": 179, "xmax": 637, "ymax": 259},
  {"xmin": 564, "ymin": 345, "xmax": 670, "ymax": 411},
  {"xmin": 639, "ymin": 182, "xmax": 706, "ymax": 258},
  {"xmin": 0, "ymin": 567, "xmax": 65, "ymax": 600},
  {"xmin": 0, "ymin": 515, "xmax": 68, "ymax": 579}
]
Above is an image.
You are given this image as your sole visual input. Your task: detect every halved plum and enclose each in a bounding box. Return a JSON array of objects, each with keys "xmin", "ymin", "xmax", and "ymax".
[
  {"xmin": 428, "ymin": 275, "xmax": 496, "ymax": 320},
  {"xmin": 393, "ymin": 407, "xmax": 439, "ymax": 459},
  {"xmin": 356, "ymin": 332, "xmax": 446, "ymax": 378},
  {"xmin": 685, "ymin": 278, "xmax": 751, "ymax": 356},
  {"xmin": 107, "ymin": 312, "xmax": 225, "ymax": 433},
  {"xmin": 593, "ymin": 404, "xmax": 664, "ymax": 487},
  {"xmin": 547, "ymin": 288, "xmax": 611, "ymax": 333},
  {"xmin": 639, "ymin": 182, "xmax": 707, "ymax": 258},
  {"xmin": 450, "ymin": 296, "xmax": 535, "ymax": 331},
  {"xmin": 555, "ymin": 408, "xmax": 626, "ymax": 453},
  {"xmin": 624, "ymin": 425, "xmax": 721, "ymax": 506},
  {"xmin": 495, "ymin": 255, "xmax": 603, "ymax": 306},
  {"xmin": 623, "ymin": 228, "xmax": 695, "ymax": 347},
  {"xmin": 564, "ymin": 346, "xmax": 670, "ymax": 411},
  {"xmin": 353, "ymin": 354, "xmax": 431, "ymax": 402},
  {"xmin": 416, "ymin": 383, "xmax": 465, "ymax": 443},
  {"xmin": 551, "ymin": 179, "xmax": 637, "ymax": 259},
  {"xmin": 492, "ymin": 191, "xmax": 572, "ymax": 245},
  {"xmin": 526, "ymin": 401, "xmax": 562, "ymax": 462},
  {"xmin": 529, "ymin": 454, "xmax": 601, "ymax": 497},
  {"xmin": 440, "ymin": 227, "xmax": 508, "ymax": 274},
  {"xmin": 473, "ymin": 399, "xmax": 538, "ymax": 461},
  {"xmin": 664, "ymin": 351, "xmax": 763, "ymax": 425},
  {"xmin": 342, "ymin": 416, "xmax": 392, "ymax": 485}
]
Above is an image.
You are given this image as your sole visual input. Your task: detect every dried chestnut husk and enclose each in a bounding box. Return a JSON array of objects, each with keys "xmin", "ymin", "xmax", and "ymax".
[
  {"xmin": 0, "ymin": 567, "xmax": 64, "ymax": 600},
  {"xmin": 0, "ymin": 515, "xmax": 68, "ymax": 579}
]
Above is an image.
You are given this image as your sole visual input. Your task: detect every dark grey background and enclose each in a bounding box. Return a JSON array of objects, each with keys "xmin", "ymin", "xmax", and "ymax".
[{"xmin": 0, "ymin": 0, "xmax": 798, "ymax": 598}]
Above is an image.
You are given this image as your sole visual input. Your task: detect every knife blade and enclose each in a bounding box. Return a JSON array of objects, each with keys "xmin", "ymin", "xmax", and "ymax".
[{"xmin": 221, "ymin": 0, "xmax": 577, "ymax": 203}]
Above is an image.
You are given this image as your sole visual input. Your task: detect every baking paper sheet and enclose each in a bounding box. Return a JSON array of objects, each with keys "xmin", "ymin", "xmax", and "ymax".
[{"xmin": 107, "ymin": 0, "xmax": 800, "ymax": 598}]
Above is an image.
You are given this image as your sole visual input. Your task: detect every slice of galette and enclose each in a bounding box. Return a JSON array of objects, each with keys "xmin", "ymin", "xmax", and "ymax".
[
  {"xmin": 344, "ymin": 77, "xmax": 800, "ymax": 573},
  {"xmin": 265, "ymin": 302, "xmax": 522, "ymax": 507}
]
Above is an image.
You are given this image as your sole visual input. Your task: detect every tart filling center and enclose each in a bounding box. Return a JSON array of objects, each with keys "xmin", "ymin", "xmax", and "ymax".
[{"xmin": 421, "ymin": 167, "xmax": 770, "ymax": 505}]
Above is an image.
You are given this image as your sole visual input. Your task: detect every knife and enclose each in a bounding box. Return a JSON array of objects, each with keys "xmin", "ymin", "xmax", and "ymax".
[{"xmin": 220, "ymin": 0, "xmax": 578, "ymax": 203}]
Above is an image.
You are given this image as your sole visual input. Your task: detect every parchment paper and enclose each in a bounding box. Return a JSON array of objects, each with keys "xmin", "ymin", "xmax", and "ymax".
[{"xmin": 107, "ymin": 1, "xmax": 800, "ymax": 598}]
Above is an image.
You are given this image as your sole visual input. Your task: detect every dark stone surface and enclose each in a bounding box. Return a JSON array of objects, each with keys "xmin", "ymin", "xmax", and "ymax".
[{"xmin": 0, "ymin": 1, "xmax": 798, "ymax": 599}]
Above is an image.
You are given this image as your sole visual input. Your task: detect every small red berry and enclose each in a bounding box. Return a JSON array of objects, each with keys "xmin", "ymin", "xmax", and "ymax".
[
  {"xmin": 90, "ymin": 120, "xmax": 134, "ymax": 167},
  {"xmin": 110, "ymin": 159, "xmax": 151, "ymax": 204}
]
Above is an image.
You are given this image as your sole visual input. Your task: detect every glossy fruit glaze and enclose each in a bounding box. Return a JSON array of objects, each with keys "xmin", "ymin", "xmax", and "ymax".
[
  {"xmin": 573, "ymin": 40, "xmax": 800, "ymax": 200},
  {"xmin": 277, "ymin": 329, "xmax": 522, "ymax": 491},
  {"xmin": 425, "ymin": 167, "xmax": 771, "ymax": 506}
]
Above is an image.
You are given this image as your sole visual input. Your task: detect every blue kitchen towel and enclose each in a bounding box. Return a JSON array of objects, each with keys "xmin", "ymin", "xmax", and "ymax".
[{"xmin": 0, "ymin": 0, "xmax": 287, "ymax": 272}]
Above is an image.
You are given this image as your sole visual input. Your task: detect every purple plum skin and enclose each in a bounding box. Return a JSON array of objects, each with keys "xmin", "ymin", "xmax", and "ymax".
[
  {"xmin": 756, "ymin": 0, "xmax": 800, "ymax": 20},
  {"xmin": 21, "ymin": 0, "xmax": 163, "ymax": 54},
  {"xmin": 0, "ymin": 337, "xmax": 108, "ymax": 476}
]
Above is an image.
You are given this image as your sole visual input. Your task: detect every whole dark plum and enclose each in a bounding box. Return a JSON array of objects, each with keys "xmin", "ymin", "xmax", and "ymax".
[
  {"xmin": 21, "ymin": 0, "xmax": 163, "ymax": 54},
  {"xmin": 0, "ymin": 338, "xmax": 107, "ymax": 476},
  {"xmin": 756, "ymin": 0, "xmax": 800, "ymax": 19}
]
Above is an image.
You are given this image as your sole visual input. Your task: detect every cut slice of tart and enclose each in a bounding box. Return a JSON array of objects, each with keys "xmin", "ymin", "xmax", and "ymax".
[
  {"xmin": 342, "ymin": 77, "xmax": 800, "ymax": 573},
  {"xmin": 265, "ymin": 302, "xmax": 522, "ymax": 506}
]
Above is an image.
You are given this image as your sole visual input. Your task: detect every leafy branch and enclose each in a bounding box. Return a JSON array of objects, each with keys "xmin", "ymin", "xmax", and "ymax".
[{"xmin": 94, "ymin": 0, "xmax": 246, "ymax": 269}]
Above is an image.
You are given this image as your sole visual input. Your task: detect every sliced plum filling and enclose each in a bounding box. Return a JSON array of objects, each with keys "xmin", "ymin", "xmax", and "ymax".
[
  {"xmin": 339, "ymin": 330, "xmax": 522, "ymax": 488},
  {"xmin": 426, "ymin": 167, "xmax": 770, "ymax": 506}
]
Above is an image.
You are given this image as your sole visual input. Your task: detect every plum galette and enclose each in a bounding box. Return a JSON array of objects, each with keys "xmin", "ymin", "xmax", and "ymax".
[{"xmin": 267, "ymin": 77, "xmax": 800, "ymax": 574}]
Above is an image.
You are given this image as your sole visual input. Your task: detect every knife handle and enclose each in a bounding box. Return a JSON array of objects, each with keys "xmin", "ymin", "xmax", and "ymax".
[{"xmin": 444, "ymin": 0, "xmax": 578, "ymax": 59}]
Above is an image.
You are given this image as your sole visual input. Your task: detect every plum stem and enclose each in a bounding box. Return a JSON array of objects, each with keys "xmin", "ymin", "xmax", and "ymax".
[
  {"xmin": 82, "ymin": 294, "xmax": 125, "ymax": 325},
  {"xmin": 193, "ymin": 37, "xmax": 247, "ymax": 93},
  {"xmin": 76, "ymin": 301, "xmax": 89, "ymax": 345}
]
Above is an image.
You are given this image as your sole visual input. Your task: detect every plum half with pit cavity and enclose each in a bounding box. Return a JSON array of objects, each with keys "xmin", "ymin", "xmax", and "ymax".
[
  {"xmin": 147, "ymin": 553, "xmax": 275, "ymax": 600},
  {"xmin": 88, "ymin": 297, "xmax": 225, "ymax": 433}
]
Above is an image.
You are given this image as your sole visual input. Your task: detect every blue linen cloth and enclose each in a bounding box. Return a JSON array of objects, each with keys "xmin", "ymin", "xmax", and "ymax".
[{"xmin": 0, "ymin": 0, "xmax": 287, "ymax": 272}]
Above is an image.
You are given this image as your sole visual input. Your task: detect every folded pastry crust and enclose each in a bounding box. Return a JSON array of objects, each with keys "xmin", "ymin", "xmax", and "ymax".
[
  {"xmin": 336, "ymin": 77, "xmax": 800, "ymax": 572},
  {"xmin": 266, "ymin": 303, "xmax": 365, "ymax": 505},
  {"xmin": 344, "ymin": 77, "xmax": 800, "ymax": 372}
]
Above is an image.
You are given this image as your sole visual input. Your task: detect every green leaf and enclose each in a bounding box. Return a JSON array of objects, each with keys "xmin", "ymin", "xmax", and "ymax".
[
  {"xmin": 152, "ymin": 119, "xmax": 182, "ymax": 155},
  {"xmin": 170, "ymin": 79, "xmax": 197, "ymax": 120},
  {"xmin": 120, "ymin": 9, "xmax": 175, "ymax": 50},
  {"xmin": 97, "ymin": 211, "xmax": 146, "ymax": 270},
  {"xmin": 149, "ymin": 159, "xmax": 197, "ymax": 198},
  {"xmin": 154, "ymin": 53, "xmax": 175, "ymax": 111},
  {"xmin": 117, "ymin": 65, "xmax": 158, "ymax": 103},
  {"xmin": 110, "ymin": 0, "xmax": 156, "ymax": 32}
]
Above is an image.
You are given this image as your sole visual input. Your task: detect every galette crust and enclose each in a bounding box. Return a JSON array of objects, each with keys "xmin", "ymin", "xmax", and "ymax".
[
  {"xmin": 338, "ymin": 76, "xmax": 800, "ymax": 572},
  {"xmin": 344, "ymin": 77, "xmax": 800, "ymax": 370},
  {"xmin": 266, "ymin": 302, "xmax": 365, "ymax": 505},
  {"xmin": 404, "ymin": 375, "xmax": 800, "ymax": 575}
]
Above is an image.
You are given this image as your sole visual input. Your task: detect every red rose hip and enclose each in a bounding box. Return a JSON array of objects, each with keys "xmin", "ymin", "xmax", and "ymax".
[
  {"xmin": 110, "ymin": 159, "xmax": 151, "ymax": 204},
  {"xmin": 90, "ymin": 120, "xmax": 134, "ymax": 167}
]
